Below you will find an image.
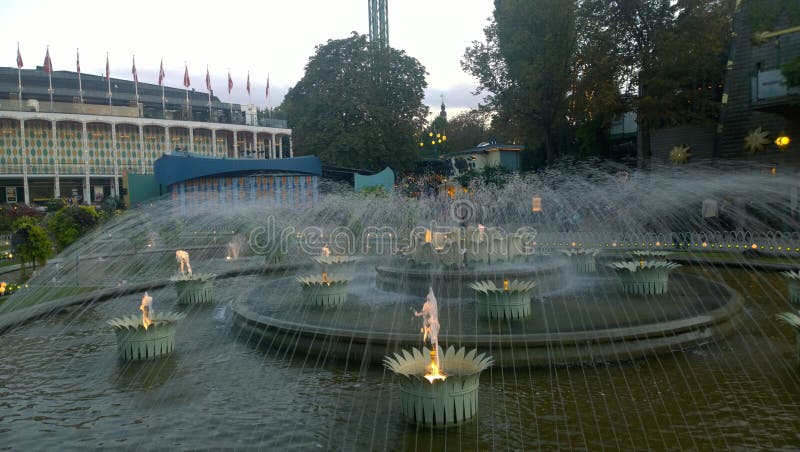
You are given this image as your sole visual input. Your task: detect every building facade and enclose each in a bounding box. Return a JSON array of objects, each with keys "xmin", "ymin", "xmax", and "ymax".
[{"xmin": 0, "ymin": 67, "xmax": 292, "ymax": 205}]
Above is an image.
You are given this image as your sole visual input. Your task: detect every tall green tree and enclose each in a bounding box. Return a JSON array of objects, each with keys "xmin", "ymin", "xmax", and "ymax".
[
  {"xmin": 463, "ymin": 0, "xmax": 577, "ymax": 164},
  {"xmin": 282, "ymin": 33, "xmax": 429, "ymax": 171},
  {"xmin": 578, "ymin": 0, "xmax": 732, "ymax": 163},
  {"xmin": 12, "ymin": 217, "xmax": 51, "ymax": 271},
  {"xmin": 445, "ymin": 110, "xmax": 490, "ymax": 151}
]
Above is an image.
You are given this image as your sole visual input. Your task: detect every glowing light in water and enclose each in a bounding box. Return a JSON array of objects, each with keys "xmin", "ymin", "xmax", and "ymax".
[{"xmin": 415, "ymin": 287, "xmax": 445, "ymax": 383}]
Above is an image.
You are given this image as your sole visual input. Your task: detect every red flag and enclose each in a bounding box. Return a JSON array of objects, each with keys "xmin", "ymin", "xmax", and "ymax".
[
  {"xmin": 158, "ymin": 58, "xmax": 165, "ymax": 86},
  {"xmin": 16, "ymin": 45, "xmax": 23, "ymax": 69},
  {"xmin": 43, "ymin": 47, "xmax": 52, "ymax": 74},
  {"xmin": 183, "ymin": 64, "xmax": 190, "ymax": 88},
  {"xmin": 105, "ymin": 54, "xmax": 110, "ymax": 81},
  {"xmin": 205, "ymin": 66, "xmax": 211, "ymax": 92},
  {"xmin": 246, "ymin": 72, "xmax": 250, "ymax": 95},
  {"xmin": 132, "ymin": 56, "xmax": 138, "ymax": 84},
  {"xmin": 265, "ymin": 74, "xmax": 270, "ymax": 100},
  {"xmin": 227, "ymin": 70, "xmax": 233, "ymax": 94},
  {"xmin": 76, "ymin": 49, "xmax": 81, "ymax": 75}
]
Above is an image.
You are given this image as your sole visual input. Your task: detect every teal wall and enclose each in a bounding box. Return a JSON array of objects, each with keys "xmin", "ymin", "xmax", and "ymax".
[
  {"xmin": 355, "ymin": 167, "xmax": 394, "ymax": 193},
  {"xmin": 125, "ymin": 173, "xmax": 161, "ymax": 207}
]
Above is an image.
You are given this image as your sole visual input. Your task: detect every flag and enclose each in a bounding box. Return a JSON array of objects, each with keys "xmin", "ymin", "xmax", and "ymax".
[
  {"xmin": 16, "ymin": 45, "xmax": 23, "ymax": 68},
  {"xmin": 246, "ymin": 72, "xmax": 250, "ymax": 95},
  {"xmin": 183, "ymin": 64, "xmax": 190, "ymax": 88},
  {"xmin": 43, "ymin": 47, "xmax": 52, "ymax": 74},
  {"xmin": 205, "ymin": 66, "xmax": 211, "ymax": 92},
  {"xmin": 158, "ymin": 58, "xmax": 165, "ymax": 86},
  {"xmin": 227, "ymin": 70, "xmax": 233, "ymax": 94},
  {"xmin": 265, "ymin": 74, "xmax": 270, "ymax": 100},
  {"xmin": 105, "ymin": 54, "xmax": 110, "ymax": 81},
  {"xmin": 132, "ymin": 56, "xmax": 138, "ymax": 84},
  {"xmin": 76, "ymin": 49, "xmax": 81, "ymax": 75}
]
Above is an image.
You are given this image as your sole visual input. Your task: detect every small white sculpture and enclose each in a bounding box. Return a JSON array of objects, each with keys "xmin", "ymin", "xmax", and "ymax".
[
  {"xmin": 176, "ymin": 250, "xmax": 192, "ymax": 276},
  {"xmin": 415, "ymin": 287, "xmax": 441, "ymax": 367},
  {"xmin": 140, "ymin": 291, "xmax": 153, "ymax": 329}
]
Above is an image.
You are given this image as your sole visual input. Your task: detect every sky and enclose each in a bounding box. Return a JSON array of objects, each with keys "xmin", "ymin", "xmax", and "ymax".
[{"xmin": 0, "ymin": 0, "xmax": 494, "ymax": 118}]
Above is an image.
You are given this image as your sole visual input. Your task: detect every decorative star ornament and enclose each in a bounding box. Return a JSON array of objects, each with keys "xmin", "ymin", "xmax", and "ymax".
[
  {"xmin": 743, "ymin": 127, "xmax": 770, "ymax": 153},
  {"xmin": 669, "ymin": 145, "xmax": 691, "ymax": 164}
]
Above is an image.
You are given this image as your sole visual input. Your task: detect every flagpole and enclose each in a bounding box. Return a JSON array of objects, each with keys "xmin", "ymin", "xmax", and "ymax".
[
  {"xmin": 207, "ymin": 65, "xmax": 212, "ymax": 121},
  {"xmin": 184, "ymin": 62, "xmax": 189, "ymax": 120},
  {"xmin": 159, "ymin": 58, "xmax": 166, "ymax": 119},
  {"xmin": 106, "ymin": 52, "xmax": 112, "ymax": 111},
  {"xmin": 133, "ymin": 55, "xmax": 139, "ymax": 104},
  {"xmin": 77, "ymin": 49, "xmax": 83, "ymax": 105},
  {"xmin": 46, "ymin": 46, "xmax": 53, "ymax": 112},
  {"xmin": 16, "ymin": 43, "xmax": 22, "ymax": 111}
]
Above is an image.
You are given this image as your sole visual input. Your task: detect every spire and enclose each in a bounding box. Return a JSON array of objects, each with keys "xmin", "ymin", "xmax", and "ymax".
[{"xmin": 439, "ymin": 93, "xmax": 447, "ymax": 121}]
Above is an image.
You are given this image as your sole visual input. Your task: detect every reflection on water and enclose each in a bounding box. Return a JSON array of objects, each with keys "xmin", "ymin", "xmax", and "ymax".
[{"xmin": 1, "ymin": 270, "xmax": 799, "ymax": 449}]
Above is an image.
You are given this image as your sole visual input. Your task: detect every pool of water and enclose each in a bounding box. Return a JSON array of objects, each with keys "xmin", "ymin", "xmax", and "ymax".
[{"xmin": 1, "ymin": 268, "xmax": 799, "ymax": 449}]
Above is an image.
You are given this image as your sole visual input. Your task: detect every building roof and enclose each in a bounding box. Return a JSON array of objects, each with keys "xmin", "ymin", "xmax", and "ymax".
[
  {"xmin": 442, "ymin": 142, "xmax": 524, "ymax": 158},
  {"xmin": 0, "ymin": 67, "xmax": 229, "ymax": 110},
  {"xmin": 153, "ymin": 154, "xmax": 322, "ymax": 186}
]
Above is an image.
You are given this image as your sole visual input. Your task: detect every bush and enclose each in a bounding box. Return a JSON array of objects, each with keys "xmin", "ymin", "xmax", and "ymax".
[
  {"xmin": 48, "ymin": 206, "xmax": 99, "ymax": 250},
  {"xmin": 12, "ymin": 216, "xmax": 52, "ymax": 271}
]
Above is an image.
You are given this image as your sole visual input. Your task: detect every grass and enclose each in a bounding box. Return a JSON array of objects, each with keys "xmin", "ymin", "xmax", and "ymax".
[{"xmin": 0, "ymin": 285, "xmax": 103, "ymax": 314}]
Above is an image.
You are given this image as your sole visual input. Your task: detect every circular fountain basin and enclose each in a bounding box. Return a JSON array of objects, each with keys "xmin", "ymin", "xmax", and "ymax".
[
  {"xmin": 233, "ymin": 270, "xmax": 743, "ymax": 368},
  {"xmin": 375, "ymin": 257, "xmax": 566, "ymax": 297}
]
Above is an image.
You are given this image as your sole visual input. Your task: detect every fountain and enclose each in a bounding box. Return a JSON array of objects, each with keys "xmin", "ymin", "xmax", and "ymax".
[
  {"xmin": 296, "ymin": 271, "xmax": 349, "ymax": 306},
  {"xmin": 607, "ymin": 259, "xmax": 682, "ymax": 295},
  {"xmin": 559, "ymin": 248, "xmax": 600, "ymax": 273},
  {"xmin": 776, "ymin": 312, "xmax": 800, "ymax": 363},
  {"xmin": 3, "ymin": 162, "xmax": 800, "ymax": 448},
  {"xmin": 171, "ymin": 250, "xmax": 216, "ymax": 304},
  {"xmin": 782, "ymin": 271, "xmax": 800, "ymax": 306},
  {"xmin": 468, "ymin": 278, "xmax": 537, "ymax": 319},
  {"xmin": 384, "ymin": 288, "xmax": 493, "ymax": 427},
  {"xmin": 107, "ymin": 292, "xmax": 186, "ymax": 360}
]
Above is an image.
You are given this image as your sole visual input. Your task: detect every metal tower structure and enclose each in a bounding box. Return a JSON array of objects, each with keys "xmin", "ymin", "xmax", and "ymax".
[{"xmin": 368, "ymin": 0, "xmax": 389, "ymax": 47}]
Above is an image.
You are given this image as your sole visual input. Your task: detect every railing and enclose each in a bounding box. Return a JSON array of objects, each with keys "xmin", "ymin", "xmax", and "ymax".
[
  {"xmin": 534, "ymin": 230, "xmax": 800, "ymax": 255},
  {"xmin": 258, "ymin": 118, "xmax": 288, "ymax": 129}
]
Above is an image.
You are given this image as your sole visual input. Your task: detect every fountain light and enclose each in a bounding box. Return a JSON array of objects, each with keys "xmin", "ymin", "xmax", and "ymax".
[
  {"xmin": 384, "ymin": 288, "xmax": 493, "ymax": 426},
  {"xmin": 559, "ymin": 248, "xmax": 601, "ymax": 273},
  {"xmin": 322, "ymin": 245, "xmax": 331, "ymax": 257},
  {"xmin": 297, "ymin": 273, "xmax": 349, "ymax": 306},
  {"xmin": 469, "ymin": 279, "xmax": 537, "ymax": 320},
  {"xmin": 608, "ymin": 260, "xmax": 682, "ymax": 295},
  {"xmin": 108, "ymin": 292, "xmax": 186, "ymax": 360},
  {"xmin": 170, "ymin": 250, "xmax": 216, "ymax": 304}
]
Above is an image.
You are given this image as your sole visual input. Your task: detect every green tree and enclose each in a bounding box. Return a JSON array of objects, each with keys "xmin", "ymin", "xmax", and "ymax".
[
  {"xmin": 48, "ymin": 206, "xmax": 99, "ymax": 250},
  {"xmin": 12, "ymin": 217, "xmax": 51, "ymax": 271},
  {"xmin": 577, "ymin": 0, "xmax": 732, "ymax": 163},
  {"xmin": 464, "ymin": 0, "xmax": 577, "ymax": 165},
  {"xmin": 282, "ymin": 33, "xmax": 429, "ymax": 171},
  {"xmin": 444, "ymin": 110, "xmax": 490, "ymax": 152}
]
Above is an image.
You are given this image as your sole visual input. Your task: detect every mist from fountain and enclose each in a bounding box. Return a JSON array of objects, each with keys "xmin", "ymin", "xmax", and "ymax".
[{"xmin": 0, "ymin": 160, "xmax": 799, "ymax": 448}]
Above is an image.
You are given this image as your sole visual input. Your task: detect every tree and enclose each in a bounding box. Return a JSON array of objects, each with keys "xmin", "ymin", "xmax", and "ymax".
[
  {"xmin": 577, "ymin": 0, "xmax": 732, "ymax": 164},
  {"xmin": 444, "ymin": 110, "xmax": 490, "ymax": 152},
  {"xmin": 48, "ymin": 205, "xmax": 99, "ymax": 250},
  {"xmin": 463, "ymin": 0, "xmax": 577, "ymax": 165},
  {"xmin": 12, "ymin": 217, "xmax": 51, "ymax": 271},
  {"xmin": 282, "ymin": 33, "xmax": 429, "ymax": 171}
]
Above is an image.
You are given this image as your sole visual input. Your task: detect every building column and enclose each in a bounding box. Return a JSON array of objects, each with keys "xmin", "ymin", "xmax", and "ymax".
[
  {"xmin": 252, "ymin": 132, "xmax": 257, "ymax": 159},
  {"xmin": 82, "ymin": 122, "xmax": 90, "ymax": 204},
  {"xmin": 52, "ymin": 121, "xmax": 60, "ymax": 198},
  {"xmin": 211, "ymin": 129, "xmax": 217, "ymax": 156},
  {"xmin": 20, "ymin": 120, "xmax": 30, "ymax": 204},
  {"xmin": 164, "ymin": 126, "xmax": 170, "ymax": 154},
  {"xmin": 278, "ymin": 136, "xmax": 283, "ymax": 159},
  {"xmin": 189, "ymin": 127, "xmax": 194, "ymax": 153},
  {"xmin": 111, "ymin": 123, "xmax": 119, "ymax": 197},
  {"xmin": 233, "ymin": 131, "xmax": 238, "ymax": 158},
  {"xmin": 289, "ymin": 136, "xmax": 293, "ymax": 158},
  {"xmin": 139, "ymin": 124, "xmax": 145, "ymax": 173},
  {"xmin": 270, "ymin": 134, "xmax": 276, "ymax": 159}
]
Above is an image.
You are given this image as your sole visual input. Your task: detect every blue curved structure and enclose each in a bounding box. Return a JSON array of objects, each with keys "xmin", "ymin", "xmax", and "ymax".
[{"xmin": 153, "ymin": 154, "xmax": 322, "ymax": 186}]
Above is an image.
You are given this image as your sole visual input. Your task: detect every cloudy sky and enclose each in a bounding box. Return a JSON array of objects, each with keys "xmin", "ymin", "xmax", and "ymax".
[{"xmin": 1, "ymin": 0, "xmax": 493, "ymax": 117}]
